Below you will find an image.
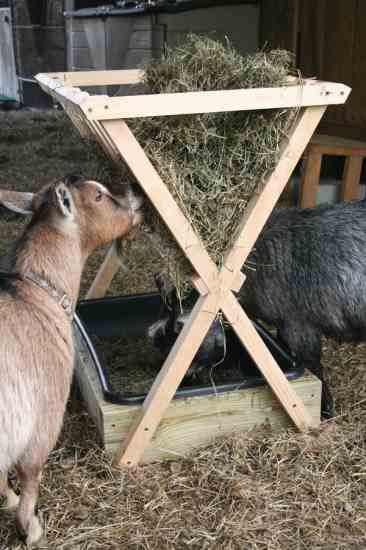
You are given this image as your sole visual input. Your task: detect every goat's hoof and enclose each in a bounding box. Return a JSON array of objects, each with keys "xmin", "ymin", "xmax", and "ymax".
[
  {"xmin": 27, "ymin": 535, "xmax": 47, "ymax": 549},
  {"xmin": 25, "ymin": 516, "xmax": 44, "ymax": 548}
]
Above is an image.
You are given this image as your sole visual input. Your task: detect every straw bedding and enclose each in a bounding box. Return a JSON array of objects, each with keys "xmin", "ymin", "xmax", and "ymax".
[{"xmin": 1, "ymin": 89, "xmax": 366, "ymax": 550}]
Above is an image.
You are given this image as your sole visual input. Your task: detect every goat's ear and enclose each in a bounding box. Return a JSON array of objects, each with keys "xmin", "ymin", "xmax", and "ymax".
[
  {"xmin": 52, "ymin": 182, "xmax": 74, "ymax": 218},
  {"xmin": 0, "ymin": 190, "xmax": 34, "ymax": 215}
]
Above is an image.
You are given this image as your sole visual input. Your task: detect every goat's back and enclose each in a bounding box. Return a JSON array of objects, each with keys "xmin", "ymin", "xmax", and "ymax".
[{"xmin": 240, "ymin": 200, "xmax": 366, "ymax": 340}]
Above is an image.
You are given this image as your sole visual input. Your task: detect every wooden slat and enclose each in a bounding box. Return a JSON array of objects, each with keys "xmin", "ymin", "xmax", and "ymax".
[
  {"xmin": 310, "ymin": 134, "xmax": 366, "ymax": 156},
  {"xmin": 112, "ymin": 292, "xmax": 221, "ymax": 467},
  {"xmin": 309, "ymin": 143, "xmax": 366, "ymax": 156},
  {"xmin": 35, "ymin": 73, "xmax": 90, "ymax": 105},
  {"xmin": 221, "ymin": 292, "xmax": 314, "ymax": 433},
  {"xmin": 298, "ymin": 150, "xmax": 323, "ymax": 208},
  {"xmin": 86, "ymin": 243, "xmax": 121, "ymax": 299},
  {"xmin": 103, "ymin": 375, "xmax": 321, "ymax": 462},
  {"xmin": 89, "ymin": 120, "xmax": 121, "ymax": 163},
  {"xmin": 340, "ymin": 156, "xmax": 363, "ymax": 201},
  {"xmin": 83, "ymin": 82, "xmax": 350, "ymax": 120},
  {"xmin": 55, "ymin": 69, "xmax": 144, "ymax": 87}
]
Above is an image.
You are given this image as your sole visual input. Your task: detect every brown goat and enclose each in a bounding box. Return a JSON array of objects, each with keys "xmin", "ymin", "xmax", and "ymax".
[{"xmin": 0, "ymin": 175, "xmax": 142, "ymax": 547}]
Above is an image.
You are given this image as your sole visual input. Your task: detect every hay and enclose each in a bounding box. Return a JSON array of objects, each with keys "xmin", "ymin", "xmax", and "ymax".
[
  {"xmin": 91, "ymin": 333, "xmax": 253, "ymax": 396},
  {"xmin": 3, "ymin": 337, "xmax": 366, "ymax": 549},
  {"xmin": 126, "ymin": 36, "xmax": 297, "ymax": 298}
]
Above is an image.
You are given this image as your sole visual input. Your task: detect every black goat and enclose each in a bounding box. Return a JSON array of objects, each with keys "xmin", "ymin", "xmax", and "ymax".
[
  {"xmin": 150, "ymin": 199, "xmax": 366, "ymax": 419},
  {"xmin": 239, "ymin": 199, "xmax": 366, "ymax": 417}
]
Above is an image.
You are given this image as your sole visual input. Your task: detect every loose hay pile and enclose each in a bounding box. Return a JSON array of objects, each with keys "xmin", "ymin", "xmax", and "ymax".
[{"xmin": 126, "ymin": 36, "xmax": 297, "ymax": 298}]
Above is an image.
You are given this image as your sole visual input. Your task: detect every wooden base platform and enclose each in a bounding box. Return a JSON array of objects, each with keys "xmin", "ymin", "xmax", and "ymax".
[{"xmin": 74, "ymin": 327, "xmax": 321, "ymax": 463}]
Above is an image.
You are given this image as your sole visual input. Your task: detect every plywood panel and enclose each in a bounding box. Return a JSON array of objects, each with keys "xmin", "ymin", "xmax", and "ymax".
[
  {"xmin": 297, "ymin": 0, "xmax": 366, "ymax": 139},
  {"xmin": 260, "ymin": 0, "xmax": 299, "ymax": 53},
  {"xmin": 105, "ymin": 376, "xmax": 321, "ymax": 462},
  {"xmin": 349, "ymin": 0, "xmax": 366, "ymax": 130},
  {"xmin": 321, "ymin": 0, "xmax": 356, "ymax": 127}
]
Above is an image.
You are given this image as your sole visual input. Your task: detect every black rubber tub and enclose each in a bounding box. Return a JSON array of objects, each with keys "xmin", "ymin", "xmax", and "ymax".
[{"xmin": 75, "ymin": 292, "xmax": 303, "ymax": 406}]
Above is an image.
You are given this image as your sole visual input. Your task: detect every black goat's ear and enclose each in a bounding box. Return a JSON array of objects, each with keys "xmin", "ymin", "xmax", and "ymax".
[
  {"xmin": 52, "ymin": 182, "xmax": 74, "ymax": 218},
  {"xmin": 0, "ymin": 190, "xmax": 34, "ymax": 215}
]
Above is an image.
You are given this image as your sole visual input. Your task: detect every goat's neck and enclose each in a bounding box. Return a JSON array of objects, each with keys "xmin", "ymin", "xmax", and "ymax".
[{"xmin": 14, "ymin": 222, "xmax": 83, "ymax": 302}]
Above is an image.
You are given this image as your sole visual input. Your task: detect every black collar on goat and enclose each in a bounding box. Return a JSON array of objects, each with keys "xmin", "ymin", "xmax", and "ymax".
[{"xmin": 0, "ymin": 270, "xmax": 74, "ymax": 318}]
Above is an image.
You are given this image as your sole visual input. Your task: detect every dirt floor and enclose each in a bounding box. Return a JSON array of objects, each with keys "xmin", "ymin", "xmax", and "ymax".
[{"xmin": 1, "ymin": 110, "xmax": 366, "ymax": 549}]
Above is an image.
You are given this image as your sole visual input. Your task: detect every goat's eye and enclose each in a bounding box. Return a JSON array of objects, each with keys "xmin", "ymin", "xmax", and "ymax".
[{"xmin": 95, "ymin": 191, "xmax": 103, "ymax": 202}]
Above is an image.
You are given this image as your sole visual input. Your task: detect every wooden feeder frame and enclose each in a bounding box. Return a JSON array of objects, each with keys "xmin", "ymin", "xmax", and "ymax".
[{"xmin": 36, "ymin": 70, "xmax": 350, "ymax": 467}]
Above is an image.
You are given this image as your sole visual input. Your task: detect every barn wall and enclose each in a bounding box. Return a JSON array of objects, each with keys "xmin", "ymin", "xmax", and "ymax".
[
  {"xmin": 0, "ymin": 7, "xmax": 19, "ymax": 100},
  {"xmin": 12, "ymin": 0, "xmax": 66, "ymax": 106},
  {"xmin": 66, "ymin": 4, "xmax": 259, "ymax": 73}
]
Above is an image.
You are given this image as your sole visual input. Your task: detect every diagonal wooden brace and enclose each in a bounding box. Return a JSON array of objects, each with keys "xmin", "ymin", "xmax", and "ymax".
[{"xmin": 89, "ymin": 106, "xmax": 327, "ymax": 467}]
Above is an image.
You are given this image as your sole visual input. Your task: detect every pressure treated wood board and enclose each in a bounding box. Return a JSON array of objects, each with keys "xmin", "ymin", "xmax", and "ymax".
[{"xmin": 74, "ymin": 326, "xmax": 321, "ymax": 463}]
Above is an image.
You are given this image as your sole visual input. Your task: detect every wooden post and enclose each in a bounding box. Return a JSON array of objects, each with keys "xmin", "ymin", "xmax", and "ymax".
[
  {"xmin": 299, "ymin": 150, "xmax": 322, "ymax": 208},
  {"xmin": 340, "ymin": 156, "xmax": 363, "ymax": 201}
]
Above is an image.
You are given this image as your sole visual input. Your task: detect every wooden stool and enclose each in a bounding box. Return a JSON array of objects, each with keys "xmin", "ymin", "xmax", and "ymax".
[{"xmin": 299, "ymin": 134, "xmax": 366, "ymax": 208}]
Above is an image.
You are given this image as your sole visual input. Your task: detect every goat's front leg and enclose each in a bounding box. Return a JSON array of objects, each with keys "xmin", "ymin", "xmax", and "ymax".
[
  {"xmin": 0, "ymin": 472, "xmax": 19, "ymax": 511},
  {"xmin": 279, "ymin": 322, "xmax": 334, "ymax": 419},
  {"xmin": 16, "ymin": 465, "xmax": 43, "ymax": 547}
]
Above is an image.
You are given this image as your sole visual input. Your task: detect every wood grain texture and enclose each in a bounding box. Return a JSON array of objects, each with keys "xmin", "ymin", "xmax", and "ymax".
[
  {"xmin": 0, "ymin": 9, "xmax": 19, "ymax": 100},
  {"xmin": 74, "ymin": 322, "xmax": 321, "ymax": 463},
  {"xmin": 340, "ymin": 156, "xmax": 363, "ymax": 201},
  {"xmin": 299, "ymin": 151, "xmax": 322, "ymax": 208},
  {"xmin": 83, "ymin": 82, "xmax": 349, "ymax": 120},
  {"xmin": 310, "ymin": 134, "xmax": 366, "ymax": 156}
]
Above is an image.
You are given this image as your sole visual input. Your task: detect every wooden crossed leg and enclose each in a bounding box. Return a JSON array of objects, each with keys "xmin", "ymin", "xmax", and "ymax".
[{"xmin": 87, "ymin": 106, "xmax": 326, "ymax": 467}]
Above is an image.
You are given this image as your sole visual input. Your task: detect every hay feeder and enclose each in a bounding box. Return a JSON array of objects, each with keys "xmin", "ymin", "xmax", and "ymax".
[{"xmin": 36, "ymin": 68, "xmax": 350, "ymax": 467}]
